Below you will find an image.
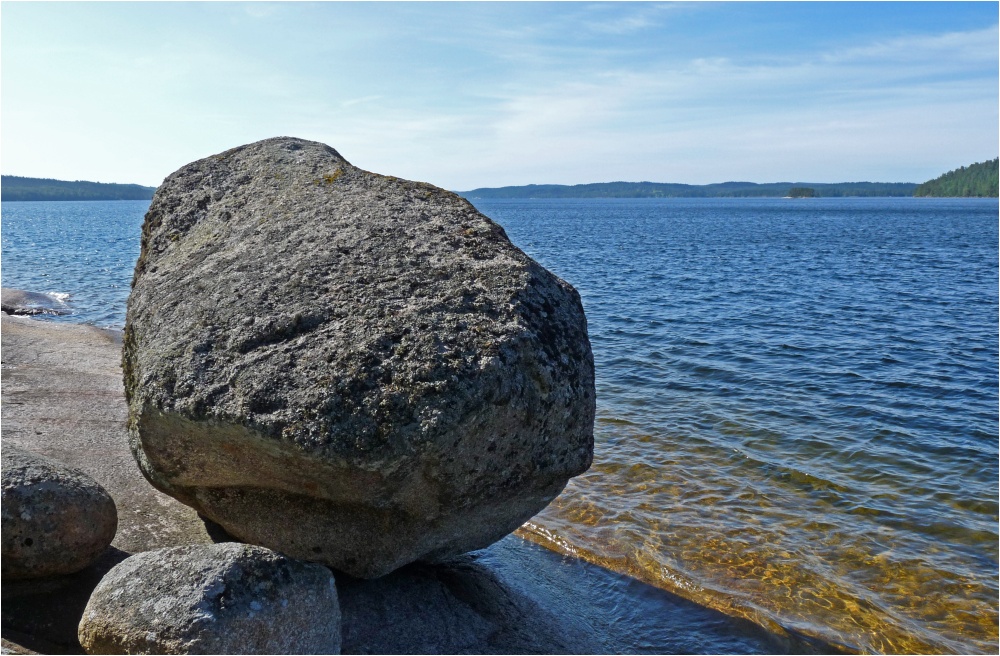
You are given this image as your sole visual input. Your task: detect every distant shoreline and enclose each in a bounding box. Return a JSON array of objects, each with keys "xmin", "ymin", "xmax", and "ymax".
[
  {"xmin": 1, "ymin": 175, "xmax": 156, "ymax": 202},
  {"xmin": 5, "ymin": 158, "xmax": 997, "ymax": 201},
  {"xmin": 457, "ymin": 180, "xmax": 918, "ymax": 199},
  {"xmin": 458, "ymin": 159, "xmax": 999, "ymax": 199}
]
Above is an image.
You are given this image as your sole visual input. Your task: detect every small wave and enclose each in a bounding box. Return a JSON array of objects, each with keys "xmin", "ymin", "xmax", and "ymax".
[
  {"xmin": 597, "ymin": 416, "xmax": 639, "ymax": 427},
  {"xmin": 44, "ymin": 291, "xmax": 71, "ymax": 303},
  {"xmin": 517, "ymin": 522, "xmax": 581, "ymax": 558},
  {"xmin": 779, "ymin": 343, "xmax": 806, "ymax": 351}
]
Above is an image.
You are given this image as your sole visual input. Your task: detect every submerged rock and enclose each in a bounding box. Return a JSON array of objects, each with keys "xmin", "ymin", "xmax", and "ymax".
[
  {"xmin": 123, "ymin": 137, "xmax": 595, "ymax": 577},
  {"xmin": 338, "ymin": 553, "xmax": 595, "ymax": 654},
  {"xmin": 1, "ymin": 445, "xmax": 118, "ymax": 580},
  {"xmin": 0, "ymin": 288, "xmax": 69, "ymax": 317},
  {"xmin": 77, "ymin": 543, "xmax": 341, "ymax": 655}
]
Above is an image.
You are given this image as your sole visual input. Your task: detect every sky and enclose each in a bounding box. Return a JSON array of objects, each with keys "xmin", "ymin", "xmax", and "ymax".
[{"xmin": 2, "ymin": 2, "xmax": 997, "ymax": 189}]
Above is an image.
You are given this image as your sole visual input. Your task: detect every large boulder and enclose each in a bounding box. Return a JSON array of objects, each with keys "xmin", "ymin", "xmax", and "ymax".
[
  {"xmin": 77, "ymin": 543, "xmax": 341, "ymax": 654},
  {"xmin": 123, "ymin": 137, "xmax": 595, "ymax": 578},
  {"xmin": 1, "ymin": 445, "xmax": 118, "ymax": 580}
]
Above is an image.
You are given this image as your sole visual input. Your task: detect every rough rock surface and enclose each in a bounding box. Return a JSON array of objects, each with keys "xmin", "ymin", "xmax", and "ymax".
[
  {"xmin": 77, "ymin": 543, "xmax": 341, "ymax": 655},
  {"xmin": 1, "ymin": 445, "xmax": 118, "ymax": 580},
  {"xmin": 123, "ymin": 136, "xmax": 596, "ymax": 577}
]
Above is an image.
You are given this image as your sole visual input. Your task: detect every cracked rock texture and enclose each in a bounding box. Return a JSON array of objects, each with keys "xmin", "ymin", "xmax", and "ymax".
[
  {"xmin": 77, "ymin": 543, "xmax": 341, "ymax": 655},
  {"xmin": 1, "ymin": 445, "xmax": 118, "ymax": 580},
  {"xmin": 123, "ymin": 137, "xmax": 595, "ymax": 578}
]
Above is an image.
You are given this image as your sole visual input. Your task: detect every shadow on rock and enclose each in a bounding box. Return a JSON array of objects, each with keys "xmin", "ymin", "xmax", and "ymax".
[
  {"xmin": 199, "ymin": 513, "xmax": 240, "ymax": 544},
  {"xmin": 1, "ymin": 546, "xmax": 131, "ymax": 654},
  {"xmin": 203, "ymin": 512, "xmax": 590, "ymax": 654},
  {"xmin": 337, "ymin": 553, "xmax": 596, "ymax": 655}
]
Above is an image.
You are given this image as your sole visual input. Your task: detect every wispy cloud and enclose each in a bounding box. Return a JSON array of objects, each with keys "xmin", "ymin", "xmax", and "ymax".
[
  {"xmin": 245, "ymin": 16, "xmax": 999, "ymax": 189},
  {"xmin": 822, "ymin": 25, "xmax": 999, "ymax": 66},
  {"xmin": 340, "ymin": 95, "xmax": 382, "ymax": 108},
  {"xmin": 392, "ymin": 21, "xmax": 997, "ymax": 186},
  {"xmin": 243, "ymin": 3, "xmax": 281, "ymax": 20},
  {"xmin": 582, "ymin": 7, "xmax": 658, "ymax": 34},
  {"xmin": 2, "ymin": 2, "xmax": 995, "ymax": 188},
  {"xmin": 580, "ymin": 2, "xmax": 695, "ymax": 35}
]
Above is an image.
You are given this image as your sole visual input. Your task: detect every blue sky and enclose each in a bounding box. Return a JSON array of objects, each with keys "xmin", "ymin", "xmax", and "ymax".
[{"xmin": 2, "ymin": 2, "xmax": 997, "ymax": 189}]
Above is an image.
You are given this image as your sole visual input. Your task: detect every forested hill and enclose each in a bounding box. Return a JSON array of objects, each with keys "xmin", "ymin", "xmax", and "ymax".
[
  {"xmin": 914, "ymin": 159, "xmax": 999, "ymax": 197},
  {"xmin": 458, "ymin": 181, "xmax": 917, "ymax": 199},
  {"xmin": 1, "ymin": 176, "xmax": 157, "ymax": 201}
]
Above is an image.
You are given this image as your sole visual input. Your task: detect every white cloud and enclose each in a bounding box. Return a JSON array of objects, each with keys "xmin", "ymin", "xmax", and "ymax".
[
  {"xmin": 822, "ymin": 25, "xmax": 999, "ymax": 66},
  {"xmin": 400, "ymin": 22, "xmax": 998, "ymax": 187},
  {"xmin": 243, "ymin": 3, "xmax": 281, "ymax": 20},
  {"xmin": 1, "ymin": 4, "xmax": 995, "ymax": 188},
  {"xmin": 340, "ymin": 95, "xmax": 383, "ymax": 108}
]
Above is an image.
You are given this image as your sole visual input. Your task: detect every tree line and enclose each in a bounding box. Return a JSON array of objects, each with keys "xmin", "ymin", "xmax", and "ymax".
[
  {"xmin": 5, "ymin": 159, "xmax": 996, "ymax": 202},
  {"xmin": 1, "ymin": 176, "xmax": 157, "ymax": 201},
  {"xmin": 913, "ymin": 159, "xmax": 999, "ymax": 198}
]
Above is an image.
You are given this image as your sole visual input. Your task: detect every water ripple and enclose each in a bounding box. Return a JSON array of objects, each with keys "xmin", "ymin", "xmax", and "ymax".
[
  {"xmin": 478, "ymin": 197, "xmax": 999, "ymax": 655},
  {"xmin": 3, "ymin": 196, "xmax": 997, "ymax": 654}
]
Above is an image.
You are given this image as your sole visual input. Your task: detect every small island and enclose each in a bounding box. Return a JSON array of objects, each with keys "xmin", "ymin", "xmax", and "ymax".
[{"xmin": 787, "ymin": 187, "xmax": 816, "ymax": 198}]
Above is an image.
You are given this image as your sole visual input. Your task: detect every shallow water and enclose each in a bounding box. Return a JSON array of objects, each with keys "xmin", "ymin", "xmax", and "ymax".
[
  {"xmin": 1, "ymin": 201, "xmax": 143, "ymax": 327},
  {"xmin": 474, "ymin": 197, "xmax": 999, "ymax": 654},
  {"xmin": 2, "ymin": 197, "xmax": 997, "ymax": 653}
]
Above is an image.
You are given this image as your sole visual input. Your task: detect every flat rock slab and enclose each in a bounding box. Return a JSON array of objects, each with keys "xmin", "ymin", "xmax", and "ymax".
[
  {"xmin": 2, "ymin": 445, "xmax": 117, "ymax": 580},
  {"xmin": 1, "ymin": 313, "xmax": 211, "ymax": 552},
  {"xmin": 124, "ymin": 137, "xmax": 596, "ymax": 577},
  {"xmin": 78, "ymin": 543, "xmax": 341, "ymax": 655}
]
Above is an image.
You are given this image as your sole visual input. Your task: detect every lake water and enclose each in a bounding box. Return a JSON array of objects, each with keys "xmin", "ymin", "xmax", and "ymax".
[
  {"xmin": 1, "ymin": 201, "xmax": 143, "ymax": 326},
  {"xmin": 2, "ymin": 197, "xmax": 997, "ymax": 653}
]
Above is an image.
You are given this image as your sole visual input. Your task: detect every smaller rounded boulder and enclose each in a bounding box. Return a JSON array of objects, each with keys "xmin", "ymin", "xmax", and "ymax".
[
  {"xmin": 78, "ymin": 543, "xmax": 342, "ymax": 655},
  {"xmin": 1, "ymin": 445, "xmax": 118, "ymax": 580}
]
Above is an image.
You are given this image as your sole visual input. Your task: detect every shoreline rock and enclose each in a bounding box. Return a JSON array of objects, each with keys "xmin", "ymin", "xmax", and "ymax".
[
  {"xmin": 337, "ymin": 552, "xmax": 593, "ymax": 654},
  {"xmin": 78, "ymin": 543, "xmax": 341, "ymax": 655},
  {"xmin": 2, "ymin": 446, "xmax": 118, "ymax": 580},
  {"xmin": 1, "ymin": 312, "xmax": 212, "ymax": 554}
]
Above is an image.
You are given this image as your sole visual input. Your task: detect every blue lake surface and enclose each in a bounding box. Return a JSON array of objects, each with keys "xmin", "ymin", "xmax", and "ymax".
[
  {"xmin": 1, "ymin": 200, "xmax": 145, "ymax": 327},
  {"xmin": 2, "ymin": 196, "xmax": 998, "ymax": 653}
]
